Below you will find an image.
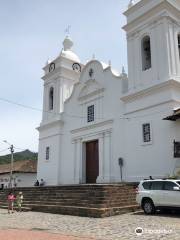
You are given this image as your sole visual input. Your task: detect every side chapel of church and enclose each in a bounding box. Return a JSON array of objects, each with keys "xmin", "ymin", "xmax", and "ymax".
[{"xmin": 37, "ymin": 0, "xmax": 180, "ymax": 185}]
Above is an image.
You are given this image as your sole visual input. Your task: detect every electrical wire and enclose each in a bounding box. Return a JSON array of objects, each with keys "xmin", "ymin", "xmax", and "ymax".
[
  {"xmin": 0, "ymin": 148, "xmax": 9, "ymax": 153},
  {"xmin": 0, "ymin": 96, "xmax": 104, "ymax": 119},
  {"xmin": 0, "ymin": 97, "xmax": 173, "ymax": 154},
  {"xmin": 0, "ymin": 96, "xmax": 172, "ymax": 120},
  {"xmin": 14, "ymin": 147, "xmax": 36, "ymax": 152},
  {"xmin": 1, "ymin": 141, "xmax": 36, "ymax": 155},
  {"xmin": 14, "ymin": 147, "xmax": 27, "ymax": 151},
  {"xmin": 0, "ymin": 97, "xmax": 60, "ymax": 116}
]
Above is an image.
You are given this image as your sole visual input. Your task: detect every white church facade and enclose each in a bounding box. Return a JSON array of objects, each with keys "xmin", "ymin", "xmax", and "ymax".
[{"xmin": 37, "ymin": 0, "xmax": 180, "ymax": 185}]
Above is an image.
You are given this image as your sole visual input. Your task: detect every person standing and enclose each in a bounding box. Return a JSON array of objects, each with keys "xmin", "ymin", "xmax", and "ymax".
[
  {"xmin": 7, "ymin": 192, "xmax": 16, "ymax": 214},
  {"xmin": 16, "ymin": 192, "xmax": 23, "ymax": 212},
  {"xmin": 34, "ymin": 180, "xmax": 39, "ymax": 186}
]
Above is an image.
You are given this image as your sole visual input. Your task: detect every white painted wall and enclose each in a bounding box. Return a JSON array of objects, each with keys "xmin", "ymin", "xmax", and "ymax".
[
  {"xmin": 0, "ymin": 173, "xmax": 37, "ymax": 188},
  {"xmin": 37, "ymin": 0, "xmax": 180, "ymax": 185},
  {"xmin": 124, "ymin": 0, "xmax": 180, "ymax": 92}
]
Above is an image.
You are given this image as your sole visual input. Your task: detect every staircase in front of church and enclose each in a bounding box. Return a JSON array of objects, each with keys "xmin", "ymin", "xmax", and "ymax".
[{"xmin": 0, "ymin": 184, "xmax": 139, "ymax": 217}]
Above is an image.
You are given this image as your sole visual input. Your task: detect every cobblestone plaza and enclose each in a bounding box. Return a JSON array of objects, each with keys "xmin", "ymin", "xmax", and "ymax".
[{"xmin": 0, "ymin": 209, "xmax": 179, "ymax": 240}]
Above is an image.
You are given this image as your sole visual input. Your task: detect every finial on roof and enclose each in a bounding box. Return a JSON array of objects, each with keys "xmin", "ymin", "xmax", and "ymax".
[
  {"xmin": 121, "ymin": 66, "xmax": 127, "ymax": 78},
  {"xmin": 64, "ymin": 25, "xmax": 71, "ymax": 37},
  {"xmin": 46, "ymin": 58, "xmax": 51, "ymax": 65},
  {"xmin": 92, "ymin": 54, "xmax": 95, "ymax": 60},
  {"xmin": 128, "ymin": 0, "xmax": 135, "ymax": 9},
  {"xmin": 108, "ymin": 60, "xmax": 111, "ymax": 66},
  {"xmin": 122, "ymin": 66, "xmax": 126, "ymax": 74},
  {"xmin": 63, "ymin": 36, "xmax": 73, "ymax": 51}
]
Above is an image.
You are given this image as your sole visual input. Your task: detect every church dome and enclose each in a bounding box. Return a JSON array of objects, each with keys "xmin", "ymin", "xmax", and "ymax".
[
  {"xmin": 61, "ymin": 50, "xmax": 80, "ymax": 63},
  {"xmin": 60, "ymin": 36, "xmax": 80, "ymax": 63}
]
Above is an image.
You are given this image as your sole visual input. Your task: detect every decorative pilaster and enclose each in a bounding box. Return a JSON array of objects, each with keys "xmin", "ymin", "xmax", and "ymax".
[
  {"xmin": 103, "ymin": 131, "xmax": 112, "ymax": 182},
  {"xmin": 60, "ymin": 79, "xmax": 64, "ymax": 113},
  {"xmin": 74, "ymin": 138, "xmax": 82, "ymax": 184},
  {"xmin": 97, "ymin": 130, "xmax": 112, "ymax": 183},
  {"xmin": 72, "ymin": 139, "xmax": 78, "ymax": 183},
  {"xmin": 96, "ymin": 133, "xmax": 104, "ymax": 183},
  {"xmin": 78, "ymin": 138, "xmax": 83, "ymax": 183}
]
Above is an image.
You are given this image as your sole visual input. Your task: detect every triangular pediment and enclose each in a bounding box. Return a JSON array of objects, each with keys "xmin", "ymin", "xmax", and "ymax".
[{"xmin": 78, "ymin": 79, "xmax": 104, "ymax": 100}]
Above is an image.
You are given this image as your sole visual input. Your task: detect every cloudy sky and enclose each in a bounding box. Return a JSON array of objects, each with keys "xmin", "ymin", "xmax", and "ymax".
[{"xmin": 0, "ymin": 0, "xmax": 130, "ymax": 156}]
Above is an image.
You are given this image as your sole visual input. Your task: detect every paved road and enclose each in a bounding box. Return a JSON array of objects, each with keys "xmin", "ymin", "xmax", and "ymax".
[
  {"xmin": 0, "ymin": 209, "xmax": 180, "ymax": 239},
  {"xmin": 0, "ymin": 230, "xmax": 95, "ymax": 240}
]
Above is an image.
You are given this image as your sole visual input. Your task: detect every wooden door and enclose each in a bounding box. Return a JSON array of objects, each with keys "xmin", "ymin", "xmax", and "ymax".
[{"xmin": 86, "ymin": 140, "xmax": 99, "ymax": 183}]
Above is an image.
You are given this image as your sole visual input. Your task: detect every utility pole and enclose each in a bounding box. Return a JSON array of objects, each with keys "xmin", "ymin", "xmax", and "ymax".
[
  {"xmin": 3, "ymin": 141, "xmax": 14, "ymax": 188},
  {"xmin": 10, "ymin": 144, "xmax": 14, "ymax": 188}
]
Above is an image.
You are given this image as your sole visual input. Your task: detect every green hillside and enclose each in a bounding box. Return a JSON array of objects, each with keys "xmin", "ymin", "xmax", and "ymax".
[{"xmin": 0, "ymin": 150, "xmax": 38, "ymax": 165}]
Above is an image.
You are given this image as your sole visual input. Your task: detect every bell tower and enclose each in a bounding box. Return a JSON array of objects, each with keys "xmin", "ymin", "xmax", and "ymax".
[
  {"xmin": 41, "ymin": 36, "xmax": 82, "ymax": 124},
  {"xmin": 123, "ymin": 0, "xmax": 180, "ymax": 91},
  {"xmin": 37, "ymin": 36, "xmax": 83, "ymax": 185}
]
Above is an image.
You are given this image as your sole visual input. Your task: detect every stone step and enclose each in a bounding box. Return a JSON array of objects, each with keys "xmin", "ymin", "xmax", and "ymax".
[
  {"xmin": 20, "ymin": 197, "xmax": 136, "ymax": 203},
  {"xmin": 0, "ymin": 191, "xmax": 135, "ymax": 195},
  {"xmin": 0, "ymin": 205, "xmax": 32, "ymax": 212},
  {"xmin": 29, "ymin": 200, "xmax": 132, "ymax": 204},
  {"xmin": 0, "ymin": 188, "xmax": 133, "ymax": 193},
  {"xmin": 24, "ymin": 200, "xmax": 135, "ymax": 205},
  {"xmin": 0, "ymin": 186, "xmax": 135, "ymax": 192},
  {"xmin": 0, "ymin": 194, "xmax": 136, "ymax": 200},
  {"xmin": 5, "ymin": 184, "xmax": 133, "ymax": 189},
  {"xmin": 0, "ymin": 199, "xmax": 136, "ymax": 207},
  {"xmin": 11, "ymin": 203, "xmax": 139, "ymax": 217},
  {"xmin": 0, "ymin": 184, "xmax": 137, "ymax": 217},
  {"xmin": 21, "ymin": 201, "xmax": 135, "ymax": 208}
]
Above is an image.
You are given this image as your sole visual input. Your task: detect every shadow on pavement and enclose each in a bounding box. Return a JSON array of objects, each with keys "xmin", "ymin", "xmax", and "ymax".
[{"xmin": 132, "ymin": 210, "xmax": 180, "ymax": 218}]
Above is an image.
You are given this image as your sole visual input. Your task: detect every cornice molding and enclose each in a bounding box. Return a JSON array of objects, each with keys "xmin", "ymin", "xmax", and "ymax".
[
  {"xmin": 37, "ymin": 118, "xmax": 64, "ymax": 131},
  {"xmin": 121, "ymin": 79, "xmax": 180, "ymax": 103},
  {"xmin": 123, "ymin": 1, "xmax": 180, "ymax": 33},
  {"xmin": 71, "ymin": 119, "xmax": 113, "ymax": 135}
]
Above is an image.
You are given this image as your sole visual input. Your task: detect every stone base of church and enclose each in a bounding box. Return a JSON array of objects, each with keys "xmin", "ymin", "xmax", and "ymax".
[{"xmin": 0, "ymin": 183, "xmax": 139, "ymax": 218}]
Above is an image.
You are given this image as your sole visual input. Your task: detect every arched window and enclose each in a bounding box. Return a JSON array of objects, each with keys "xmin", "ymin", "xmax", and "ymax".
[
  {"xmin": 142, "ymin": 35, "xmax": 152, "ymax": 71},
  {"xmin": 49, "ymin": 87, "xmax": 54, "ymax": 110},
  {"xmin": 178, "ymin": 34, "xmax": 180, "ymax": 60}
]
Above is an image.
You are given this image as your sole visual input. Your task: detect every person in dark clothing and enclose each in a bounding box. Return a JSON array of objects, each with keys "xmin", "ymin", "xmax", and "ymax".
[{"xmin": 34, "ymin": 180, "xmax": 39, "ymax": 186}]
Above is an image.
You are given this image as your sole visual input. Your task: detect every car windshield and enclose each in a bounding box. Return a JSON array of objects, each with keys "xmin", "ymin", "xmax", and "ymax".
[{"xmin": 176, "ymin": 181, "xmax": 180, "ymax": 186}]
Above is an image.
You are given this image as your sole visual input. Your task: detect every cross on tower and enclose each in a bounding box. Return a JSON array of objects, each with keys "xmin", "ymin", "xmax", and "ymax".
[{"xmin": 65, "ymin": 25, "xmax": 71, "ymax": 36}]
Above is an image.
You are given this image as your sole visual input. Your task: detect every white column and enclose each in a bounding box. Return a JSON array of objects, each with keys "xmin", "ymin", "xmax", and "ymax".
[
  {"xmin": 57, "ymin": 134, "xmax": 62, "ymax": 185},
  {"xmin": 97, "ymin": 133, "xmax": 104, "ymax": 183},
  {"xmin": 78, "ymin": 138, "xmax": 83, "ymax": 183},
  {"xmin": 43, "ymin": 86, "xmax": 49, "ymax": 121},
  {"xmin": 60, "ymin": 79, "xmax": 64, "ymax": 113},
  {"xmin": 73, "ymin": 139, "xmax": 78, "ymax": 184},
  {"xmin": 127, "ymin": 36, "xmax": 134, "ymax": 91},
  {"xmin": 103, "ymin": 131, "xmax": 111, "ymax": 182},
  {"xmin": 42, "ymin": 85, "xmax": 46, "ymax": 121},
  {"xmin": 74, "ymin": 138, "xmax": 82, "ymax": 184}
]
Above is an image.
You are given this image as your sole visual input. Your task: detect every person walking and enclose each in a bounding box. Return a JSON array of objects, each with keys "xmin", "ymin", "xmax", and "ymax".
[
  {"xmin": 7, "ymin": 192, "xmax": 16, "ymax": 214},
  {"xmin": 16, "ymin": 192, "xmax": 23, "ymax": 212}
]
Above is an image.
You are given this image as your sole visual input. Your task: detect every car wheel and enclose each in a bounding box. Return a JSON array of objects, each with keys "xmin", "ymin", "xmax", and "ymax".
[{"xmin": 142, "ymin": 199, "xmax": 155, "ymax": 214}]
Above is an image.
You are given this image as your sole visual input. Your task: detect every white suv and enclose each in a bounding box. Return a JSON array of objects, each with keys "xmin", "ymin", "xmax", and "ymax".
[{"xmin": 136, "ymin": 179, "xmax": 180, "ymax": 214}]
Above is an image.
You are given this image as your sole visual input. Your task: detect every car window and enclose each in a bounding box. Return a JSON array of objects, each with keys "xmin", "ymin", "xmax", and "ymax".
[
  {"xmin": 164, "ymin": 181, "xmax": 177, "ymax": 191},
  {"xmin": 177, "ymin": 181, "xmax": 180, "ymax": 186},
  {"xmin": 142, "ymin": 181, "xmax": 152, "ymax": 189},
  {"xmin": 151, "ymin": 181, "xmax": 163, "ymax": 190}
]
